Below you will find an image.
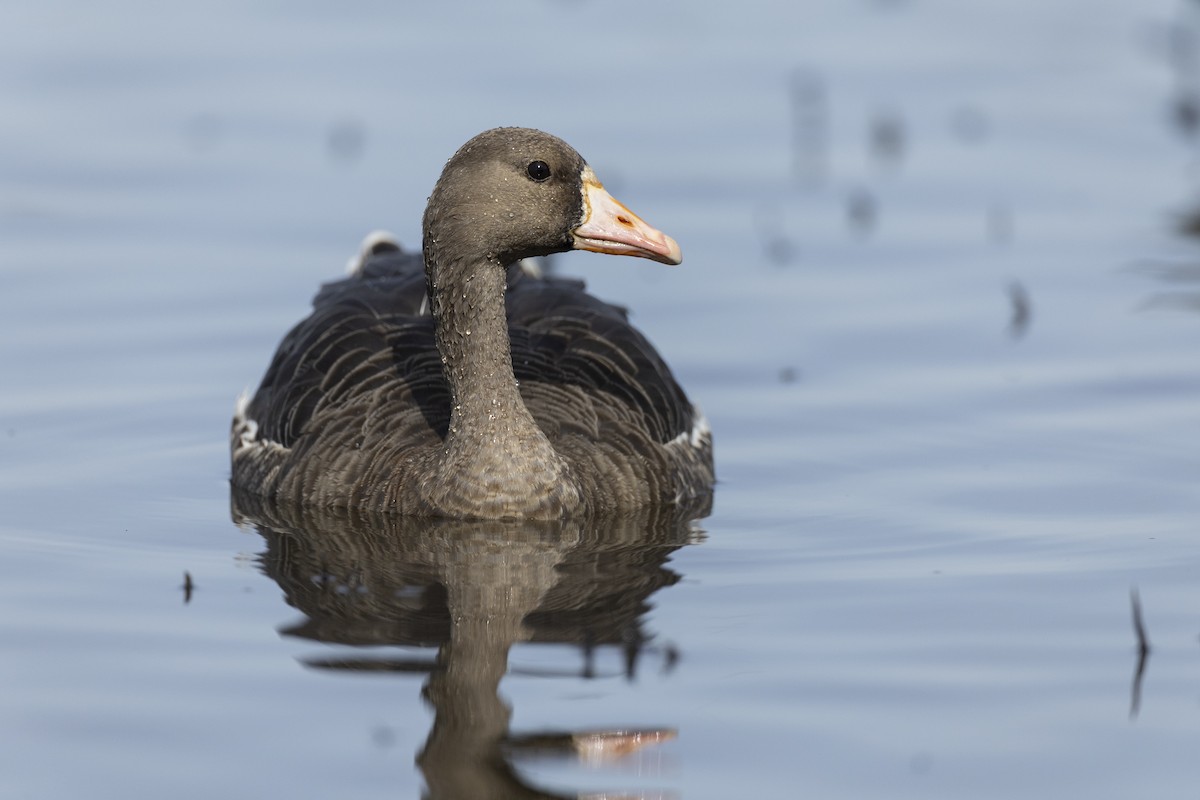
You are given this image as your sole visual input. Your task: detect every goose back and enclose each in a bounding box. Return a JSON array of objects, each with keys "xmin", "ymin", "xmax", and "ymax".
[{"xmin": 233, "ymin": 244, "xmax": 713, "ymax": 515}]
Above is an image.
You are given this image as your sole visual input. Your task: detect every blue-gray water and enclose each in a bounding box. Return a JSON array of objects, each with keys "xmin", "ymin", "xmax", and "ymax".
[{"xmin": 3, "ymin": 1, "xmax": 1199, "ymax": 797}]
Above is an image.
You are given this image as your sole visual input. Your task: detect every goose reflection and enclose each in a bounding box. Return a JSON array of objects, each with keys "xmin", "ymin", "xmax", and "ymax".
[{"xmin": 231, "ymin": 489, "xmax": 709, "ymax": 798}]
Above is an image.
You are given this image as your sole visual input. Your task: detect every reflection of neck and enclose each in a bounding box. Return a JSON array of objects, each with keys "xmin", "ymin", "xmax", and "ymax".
[
  {"xmin": 417, "ymin": 539, "xmax": 565, "ymax": 799},
  {"xmin": 419, "ymin": 616, "xmax": 517, "ymax": 798}
]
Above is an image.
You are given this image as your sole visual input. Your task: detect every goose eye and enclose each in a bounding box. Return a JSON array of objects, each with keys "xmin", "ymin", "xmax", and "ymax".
[{"xmin": 526, "ymin": 160, "xmax": 551, "ymax": 182}]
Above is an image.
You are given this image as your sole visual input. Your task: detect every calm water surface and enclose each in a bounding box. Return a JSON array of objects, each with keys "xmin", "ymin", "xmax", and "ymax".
[{"xmin": 2, "ymin": 1, "xmax": 1199, "ymax": 797}]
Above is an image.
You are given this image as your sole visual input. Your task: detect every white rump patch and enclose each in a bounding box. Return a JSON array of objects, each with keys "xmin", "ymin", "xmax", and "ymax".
[
  {"xmin": 345, "ymin": 230, "xmax": 402, "ymax": 275},
  {"xmin": 232, "ymin": 390, "xmax": 259, "ymax": 452},
  {"xmin": 668, "ymin": 407, "xmax": 711, "ymax": 450},
  {"xmin": 231, "ymin": 390, "xmax": 289, "ymax": 456}
]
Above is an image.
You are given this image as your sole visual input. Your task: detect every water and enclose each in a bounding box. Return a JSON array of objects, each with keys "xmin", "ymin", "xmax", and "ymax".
[{"xmin": 2, "ymin": 0, "xmax": 1199, "ymax": 797}]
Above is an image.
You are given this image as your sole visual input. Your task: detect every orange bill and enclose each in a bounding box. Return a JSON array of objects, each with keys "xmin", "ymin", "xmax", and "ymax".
[{"xmin": 571, "ymin": 167, "xmax": 682, "ymax": 266}]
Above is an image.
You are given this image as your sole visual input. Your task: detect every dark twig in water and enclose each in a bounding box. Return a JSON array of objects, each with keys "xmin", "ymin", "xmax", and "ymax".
[
  {"xmin": 181, "ymin": 571, "xmax": 194, "ymax": 604},
  {"xmin": 662, "ymin": 642, "xmax": 681, "ymax": 674},
  {"xmin": 1130, "ymin": 587, "xmax": 1151, "ymax": 719},
  {"xmin": 1007, "ymin": 281, "xmax": 1032, "ymax": 339}
]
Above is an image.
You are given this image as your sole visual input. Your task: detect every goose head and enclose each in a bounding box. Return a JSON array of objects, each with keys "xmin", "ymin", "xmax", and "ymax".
[{"xmin": 423, "ymin": 127, "xmax": 681, "ymax": 268}]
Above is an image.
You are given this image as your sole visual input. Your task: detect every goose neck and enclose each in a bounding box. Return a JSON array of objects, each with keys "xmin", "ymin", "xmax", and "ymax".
[{"xmin": 426, "ymin": 252, "xmax": 530, "ymax": 444}]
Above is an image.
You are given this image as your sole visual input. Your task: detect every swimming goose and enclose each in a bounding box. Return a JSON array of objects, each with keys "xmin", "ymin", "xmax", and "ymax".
[{"xmin": 231, "ymin": 127, "xmax": 713, "ymax": 519}]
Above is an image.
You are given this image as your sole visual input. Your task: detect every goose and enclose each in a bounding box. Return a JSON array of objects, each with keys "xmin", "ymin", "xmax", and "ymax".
[{"xmin": 231, "ymin": 127, "xmax": 713, "ymax": 519}]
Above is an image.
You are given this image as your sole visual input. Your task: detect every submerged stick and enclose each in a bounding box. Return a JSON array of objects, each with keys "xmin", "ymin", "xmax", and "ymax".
[{"xmin": 1130, "ymin": 587, "xmax": 1151, "ymax": 719}]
